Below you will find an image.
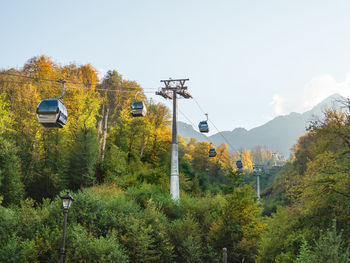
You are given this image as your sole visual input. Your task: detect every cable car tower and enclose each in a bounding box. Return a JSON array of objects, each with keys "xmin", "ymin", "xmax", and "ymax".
[
  {"xmin": 156, "ymin": 78, "xmax": 192, "ymax": 200},
  {"xmin": 253, "ymin": 165, "xmax": 264, "ymax": 201}
]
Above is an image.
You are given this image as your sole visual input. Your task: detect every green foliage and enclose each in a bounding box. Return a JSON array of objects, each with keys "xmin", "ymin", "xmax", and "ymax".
[
  {"xmin": 223, "ymin": 170, "xmax": 244, "ymax": 195},
  {"xmin": 296, "ymin": 221, "xmax": 350, "ymax": 263},
  {"xmin": 210, "ymin": 186, "xmax": 265, "ymax": 263},
  {"xmin": 102, "ymin": 144, "xmax": 128, "ymax": 183},
  {"xmin": 311, "ymin": 220, "xmax": 350, "ymax": 263},
  {"xmin": 169, "ymin": 215, "xmax": 202, "ymax": 263},
  {"xmin": 260, "ymin": 105, "xmax": 350, "ymax": 262},
  {"xmin": 66, "ymin": 226, "xmax": 129, "ymax": 263},
  {"xmin": 0, "ymin": 94, "xmax": 24, "ymax": 205},
  {"xmin": 296, "ymin": 239, "xmax": 313, "ymax": 263},
  {"xmin": 0, "ymin": 184, "xmax": 265, "ymax": 262},
  {"xmin": 68, "ymin": 128, "xmax": 99, "ymax": 190},
  {"xmin": 0, "ymin": 136, "xmax": 24, "ymax": 205}
]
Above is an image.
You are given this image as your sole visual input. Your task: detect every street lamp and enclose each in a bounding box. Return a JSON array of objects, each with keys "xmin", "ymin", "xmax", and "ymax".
[
  {"xmin": 60, "ymin": 192, "xmax": 74, "ymax": 263},
  {"xmin": 222, "ymin": 247, "xmax": 227, "ymax": 263}
]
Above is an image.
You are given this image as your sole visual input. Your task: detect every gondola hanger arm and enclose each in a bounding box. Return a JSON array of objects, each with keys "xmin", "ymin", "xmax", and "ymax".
[
  {"xmin": 57, "ymin": 80, "xmax": 66, "ymax": 100},
  {"xmin": 134, "ymin": 91, "xmax": 143, "ymax": 101}
]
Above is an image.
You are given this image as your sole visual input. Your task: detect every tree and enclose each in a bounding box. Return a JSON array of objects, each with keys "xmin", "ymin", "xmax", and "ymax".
[
  {"xmin": 209, "ymin": 185, "xmax": 265, "ymax": 263},
  {"xmin": 0, "ymin": 95, "xmax": 24, "ymax": 205},
  {"xmin": 102, "ymin": 144, "xmax": 128, "ymax": 183},
  {"xmin": 0, "ymin": 136, "xmax": 24, "ymax": 205},
  {"xmin": 241, "ymin": 149, "xmax": 253, "ymax": 171},
  {"xmin": 68, "ymin": 128, "xmax": 99, "ymax": 190}
]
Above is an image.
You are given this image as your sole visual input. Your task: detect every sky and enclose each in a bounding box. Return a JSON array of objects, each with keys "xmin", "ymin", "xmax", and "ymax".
[{"xmin": 2, "ymin": 0, "xmax": 350, "ymax": 134}]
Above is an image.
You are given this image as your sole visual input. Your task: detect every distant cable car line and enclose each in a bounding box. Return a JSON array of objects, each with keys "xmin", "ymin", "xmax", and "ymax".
[
  {"xmin": 178, "ymin": 107, "xmax": 218, "ymax": 160},
  {"xmin": 192, "ymin": 97, "xmax": 238, "ymax": 153},
  {"xmin": 178, "ymin": 109, "xmax": 217, "ymax": 146},
  {"xmin": 179, "ymin": 96, "xmax": 241, "ymax": 163}
]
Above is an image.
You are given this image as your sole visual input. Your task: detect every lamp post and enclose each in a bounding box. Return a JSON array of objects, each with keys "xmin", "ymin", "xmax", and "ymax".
[
  {"xmin": 60, "ymin": 192, "xmax": 74, "ymax": 263},
  {"xmin": 222, "ymin": 247, "xmax": 227, "ymax": 263}
]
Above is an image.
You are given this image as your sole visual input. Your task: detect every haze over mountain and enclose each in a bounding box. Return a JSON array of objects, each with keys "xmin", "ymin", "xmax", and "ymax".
[{"xmin": 178, "ymin": 94, "xmax": 344, "ymax": 156}]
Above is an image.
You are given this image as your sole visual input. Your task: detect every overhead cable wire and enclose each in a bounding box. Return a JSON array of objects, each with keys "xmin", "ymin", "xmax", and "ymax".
[
  {"xmin": 0, "ymin": 72, "xmax": 157, "ymax": 90},
  {"xmin": 207, "ymin": 118, "xmax": 238, "ymax": 153},
  {"xmin": 178, "ymin": 108, "xmax": 197, "ymax": 130},
  {"xmin": 0, "ymin": 79, "xmax": 155, "ymax": 93},
  {"xmin": 0, "ymin": 80, "xmax": 33, "ymax": 85},
  {"xmin": 193, "ymin": 96, "xmax": 207, "ymax": 115},
  {"xmin": 0, "ymin": 72, "xmax": 58, "ymax": 82}
]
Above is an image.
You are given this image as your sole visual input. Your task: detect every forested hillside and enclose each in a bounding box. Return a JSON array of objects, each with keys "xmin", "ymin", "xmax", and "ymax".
[
  {"xmin": 259, "ymin": 105, "xmax": 350, "ymax": 262},
  {"xmin": 0, "ymin": 56, "xmax": 349, "ymax": 262}
]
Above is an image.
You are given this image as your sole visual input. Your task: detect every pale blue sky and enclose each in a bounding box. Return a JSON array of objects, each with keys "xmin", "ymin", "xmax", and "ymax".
[{"xmin": 2, "ymin": 0, "xmax": 350, "ymax": 133}]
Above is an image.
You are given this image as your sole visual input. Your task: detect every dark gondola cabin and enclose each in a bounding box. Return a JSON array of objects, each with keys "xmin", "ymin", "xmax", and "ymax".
[
  {"xmin": 131, "ymin": 101, "xmax": 147, "ymax": 117},
  {"xmin": 236, "ymin": 160, "xmax": 243, "ymax": 170},
  {"xmin": 253, "ymin": 170, "xmax": 260, "ymax": 175},
  {"xmin": 198, "ymin": 121, "xmax": 209, "ymax": 133},
  {"xmin": 36, "ymin": 99, "xmax": 67, "ymax": 128},
  {"xmin": 209, "ymin": 148, "xmax": 217, "ymax": 157}
]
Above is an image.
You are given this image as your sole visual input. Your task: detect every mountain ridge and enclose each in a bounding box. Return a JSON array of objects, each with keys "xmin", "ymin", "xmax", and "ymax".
[{"xmin": 178, "ymin": 93, "xmax": 345, "ymax": 156}]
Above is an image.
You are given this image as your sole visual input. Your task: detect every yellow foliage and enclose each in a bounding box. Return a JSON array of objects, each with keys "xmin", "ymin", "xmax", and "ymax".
[{"xmin": 241, "ymin": 149, "xmax": 253, "ymax": 171}]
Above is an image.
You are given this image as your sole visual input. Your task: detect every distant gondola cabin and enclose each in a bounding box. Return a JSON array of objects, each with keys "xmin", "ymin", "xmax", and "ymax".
[
  {"xmin": 209, "ymin": 148, "xmax": 217, "ymax": 157},
  {"xmin": 131, "ymin": 101, "xmax": 147, "ymax": 117},
  {"xmin": 236, "ymin": 160, "xmax": 243, "ymax": 169},
  {"xmin": 198, "ymin": 121, "xmax": 209, "ymax": 133},
  {"xmin": 36, "ymin": 99, "xmax": 67, "ymax": 128}
]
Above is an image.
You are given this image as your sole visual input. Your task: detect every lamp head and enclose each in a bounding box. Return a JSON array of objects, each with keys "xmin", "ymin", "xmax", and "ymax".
[{"xmin": 61, "ymin": 192, "xmax": 74, "ymax": 210}]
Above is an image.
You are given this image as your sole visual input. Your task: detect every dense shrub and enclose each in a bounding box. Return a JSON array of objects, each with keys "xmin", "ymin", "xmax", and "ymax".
[{"xmin": 0, "ymin": 184, "xmax": 264, "ymax": 262}]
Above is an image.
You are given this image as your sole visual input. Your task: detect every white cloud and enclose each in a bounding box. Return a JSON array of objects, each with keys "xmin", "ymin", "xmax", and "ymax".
[
  {"xmin": 97, "ymin": 69, "xmax": 107, "ymax": 82},
  {"xmin": 271, "ymin": 74, "xmax": 350, "ymax": 115}
]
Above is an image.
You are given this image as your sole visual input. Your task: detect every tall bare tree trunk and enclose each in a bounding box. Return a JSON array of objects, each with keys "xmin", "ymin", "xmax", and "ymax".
[
  {"xmin": 139, "ymin": 134, "xmax": 146, "ymax": 158},
  {"xmin": 97, "ymin": 104, "xmax": 105, "ymax": 145},
  {"xmin": 101, "ymin": 107, "xmax": 109, "ymax": 161}
]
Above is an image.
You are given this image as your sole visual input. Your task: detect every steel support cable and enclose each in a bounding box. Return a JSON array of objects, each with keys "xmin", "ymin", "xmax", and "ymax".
[
  {"xmin": 0, "ymin": 79, "xmax": 155, "ymax": 93},
  {"xmin": 0, "ymin": 72, "xmax": 58, "ymax": 82},
  {"xmin": 67, "ymin": 85, "xmax": 155, "ymax": 93},
  {"xmin": 0, "ymin": 80, "xmax": 33, "ymax": 85},
  {"xmin": 192, "ymin": 96, "xmax": 206, "ymax": 115},
  {"xmin": 178, "ymin": 108, "xmax": 197, "ymax": 129},
  {"xmin": 207, "ymin": 118, "xmax": 239, "ymax": 153},
  {"xmin": 0, "ymin": 72, "xmax": 157, "ymax": 90}
]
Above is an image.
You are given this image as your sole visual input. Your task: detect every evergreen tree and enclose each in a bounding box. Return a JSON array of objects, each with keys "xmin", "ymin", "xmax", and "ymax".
[{"xmin": 68, "ymin": 128, "xmax": 99, "ymax": 190}]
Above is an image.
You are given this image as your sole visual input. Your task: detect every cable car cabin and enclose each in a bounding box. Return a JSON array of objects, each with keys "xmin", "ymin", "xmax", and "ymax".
[
  {"xmin": 36, "ymin": 99, "xmax": 67, "ymax": 128},
  {"xmin": 209, "ymin": 148, "xmax": 217, "ymax": 157},
  {"xmin": 131, "ymin": 101, "xmax": 147, "ymax": 117},
  {"xmin": 236, "ymin": 160, "xmax": 243, "ymax": 170},
  {"xmin": 198, "ymin": 121, "xmax": 209, "ymax": 133},
  {"xmin": 253, "ymin": 170, "xmax": 260, "ymax": 175}
]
